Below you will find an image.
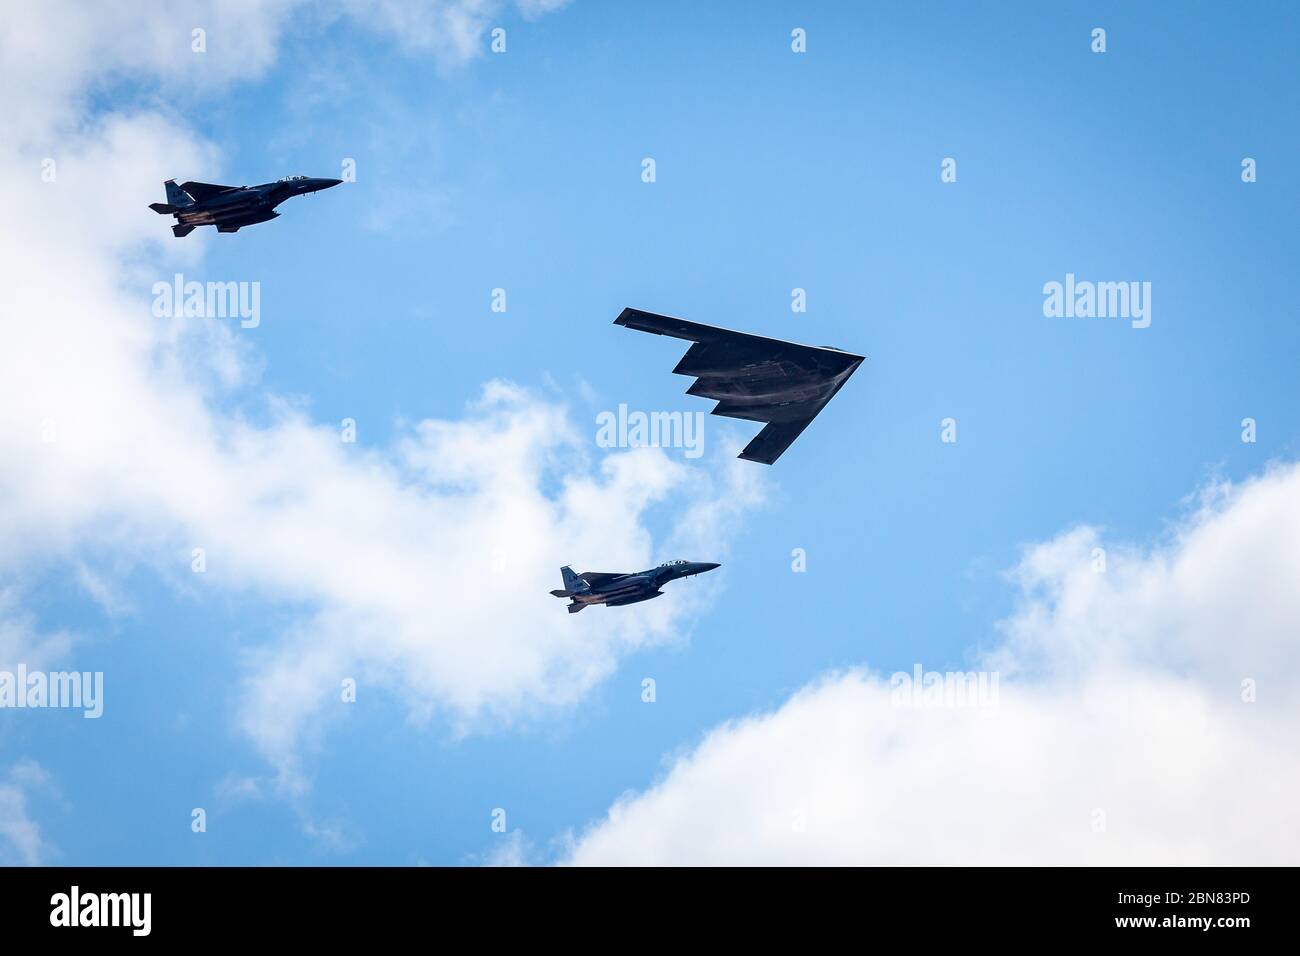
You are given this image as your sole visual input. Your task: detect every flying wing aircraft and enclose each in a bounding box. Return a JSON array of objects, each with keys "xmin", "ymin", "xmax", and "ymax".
[{"xmin": 613, "ymin": 307, "xmax": 865, "ymax": 464}]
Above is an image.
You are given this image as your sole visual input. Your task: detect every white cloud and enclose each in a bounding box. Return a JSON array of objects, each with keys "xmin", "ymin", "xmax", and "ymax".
[
  {"xmin": 480, "ymin": 829, "xmax": 533, "ymax": 866},
  {"xmin": 565, "ymin": 464, "xmax": 1300, "ymax": 865},
  {"xmin": 0, "ymin": 590, "xmax": 75, "ymax": 673},
  {"xmin": 0, "ymin": 0, "xmax": 758, "ymax": 799},
  {"xmin": 0, "ymin": 761, "xmax": 53, "ymax": 866},
  {"xmin": 0, "ymin": 1, "xmax": 569, "ymax": 145},
  {"xmin": 342, "ymin": 0, "xmax": 512, "ymax": 65},
  {"xmin": 0, "ymin": 0, "xmax": 296, "ymax": 144}
]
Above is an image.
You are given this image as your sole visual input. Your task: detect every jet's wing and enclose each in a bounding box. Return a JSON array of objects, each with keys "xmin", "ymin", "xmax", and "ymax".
[
  {"xmin": 577, "ymin": 571, "xmax": 628, "ymax": 587},
  {"xmin": 179, "ymin": 181, "xmax": 239, "ymax": 202},
  {"xmin": 735, "ymin": 420, "xmax": 815, "ymax": 465},
  {"xmin": 613, "ymin": 308, "xmax": 865, "ymax": 465}
]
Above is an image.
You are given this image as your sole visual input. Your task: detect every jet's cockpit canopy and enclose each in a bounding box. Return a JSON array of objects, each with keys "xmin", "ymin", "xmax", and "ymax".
[
  {"xmin": 277, "ymin": 174, "xmax": 309, "ymax": 182},
  {"xmin": 658, "ymin": 559, "xmax": 689, "ymax": 568}
]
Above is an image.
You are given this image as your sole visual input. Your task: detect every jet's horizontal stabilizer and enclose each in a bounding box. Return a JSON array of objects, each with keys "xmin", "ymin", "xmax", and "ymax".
[
  {"xmin": 149, "ymin": 202, "xmax": 177, "ymax": 214},
  {"xmin": 549, "ymin": 589, "xmax": 572, "ymax": 598},
  {"xmin": 566, "ymin": 602, "xmax": 585, "ymax": 614},
  {"xmin": 172, "ymin": 224, "xmax": 195, "ymax": 238}
]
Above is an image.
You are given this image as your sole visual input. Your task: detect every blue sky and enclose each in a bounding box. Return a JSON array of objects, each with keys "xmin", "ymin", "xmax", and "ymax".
[{"xmin": 3, "ymin": 1, "xmax": 1298, "ymax": 865}]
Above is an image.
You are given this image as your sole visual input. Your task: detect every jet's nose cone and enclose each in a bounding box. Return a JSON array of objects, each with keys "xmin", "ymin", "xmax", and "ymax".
[
  {"xmin": 303, "ymin": 178, "xmax": 343, "ymax": 193},
  {"xmin": 698, "ymin": 562, "xmax": 721, "ymax": 573}
]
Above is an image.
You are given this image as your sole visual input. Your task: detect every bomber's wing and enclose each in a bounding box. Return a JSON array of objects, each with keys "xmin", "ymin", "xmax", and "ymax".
[
  {"xmin": 179, "ymin": 181, "xmax": 239, "ymax": 202},
  {"xmin": 577, "ymin": 571, "xmax": 628, "ymax": 587},
  {"xmin": 613, "ymin": 307, "xmax": 865, "ymax": 465}
]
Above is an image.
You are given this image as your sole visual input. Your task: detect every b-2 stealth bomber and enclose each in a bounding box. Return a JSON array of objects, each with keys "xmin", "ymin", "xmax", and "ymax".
[
  {"xmin": 149, "ymin": 175, "xmax": 343, "ymax": 237},
  {"xmin": 550, "ymin": 560, "xmax": 720, "ymax": 613},
  {"xmin": 614, "ymin": 307, "xmax": 865, "ymax": 464}
]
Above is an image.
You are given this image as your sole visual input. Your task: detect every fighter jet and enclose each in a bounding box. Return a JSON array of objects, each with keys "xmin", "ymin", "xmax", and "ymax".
[
  {"xmin": 614, "ymin": 307, "xmax": 865, "ymax": 465},
  {"xmin": 550, "ymin": 560, "xmax": 720, "ymax": 613},
  {"xmin": 149, "ymin": 175, "xmax": 343, "ymax": 237}
]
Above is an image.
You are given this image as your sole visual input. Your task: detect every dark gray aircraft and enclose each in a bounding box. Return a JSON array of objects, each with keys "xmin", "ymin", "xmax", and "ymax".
[
  {"xmin": 614, "ymin": 307, "xmax": 865, "ymax": 464},
  {"xmin": 550, "ymin": 560, "xmax": 720, "ymax": 613},
  {"xmin": 149, "ymin": 175, "xmax": 343, "ymax": 236}
]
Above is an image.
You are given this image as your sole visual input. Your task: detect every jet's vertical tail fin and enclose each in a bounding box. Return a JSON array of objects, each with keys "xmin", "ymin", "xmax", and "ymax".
[
  {"xmin": 560, "ymin": 566, "xmax": 585, "ymax": 593},
  {"xmin": 164, "ymin": 179, "xmax": 195, "ymax": 208}
]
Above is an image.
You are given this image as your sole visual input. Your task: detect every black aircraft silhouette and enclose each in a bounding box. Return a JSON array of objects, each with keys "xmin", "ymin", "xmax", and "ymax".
[
  {"xmin": 149, "ymin": 175, "xmax": 343, "ymax": 237},
  {"xmin": 550, "ymin": 560, "xmax": 720, "ymax": 613},
  {"xmin": 614, "ymin": 307, "xmax": 865, "ymax": 464}
]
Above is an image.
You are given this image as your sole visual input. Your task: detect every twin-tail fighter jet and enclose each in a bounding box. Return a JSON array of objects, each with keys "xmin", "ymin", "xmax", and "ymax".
[
  {"xmin": 149, "ymin": 175, "xmax": 343, "ymax": 237},
  {"xmin": 550, "ymin": 561, "xmax": 721, "ymax": 613}
]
